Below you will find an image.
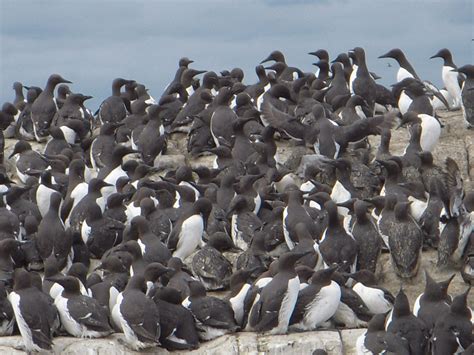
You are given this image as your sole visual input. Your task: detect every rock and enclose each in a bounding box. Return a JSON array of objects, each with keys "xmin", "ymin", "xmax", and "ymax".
[
  {"xmin": 153, "ymin": 154, "xmax": 186, "ymax": 171},
  {"xmin": 276, "ymin": 142, "xmax": 312, "ymax": 171},
  {"xmin": 257, "ymin": 330, "xmax": 343, "ymax": 354},
  {"xmin": 376, "ymin": 250, "xmax": 473, "ymax": 307},
  {"xmin": 188, "ymin": 154, "xmax": 216, "ymax": 170},
  {"xmin": 341, "ymin": 329, "xmax": 366, "ymax": 355},
  {"xmin": 0, "ymin": 332, "xmax": 344, "ymax": 354}
]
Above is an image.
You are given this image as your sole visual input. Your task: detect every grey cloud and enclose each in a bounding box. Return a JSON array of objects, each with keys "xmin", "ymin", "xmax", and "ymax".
[{"xmin": 0, "ymin": 0, "xmax": 472, "ymax": 110}]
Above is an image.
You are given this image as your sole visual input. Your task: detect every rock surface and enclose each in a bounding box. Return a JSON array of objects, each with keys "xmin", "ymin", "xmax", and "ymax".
[{"xmin": 0, "ymin": 109, "xmax": 472, "ymax": 354}]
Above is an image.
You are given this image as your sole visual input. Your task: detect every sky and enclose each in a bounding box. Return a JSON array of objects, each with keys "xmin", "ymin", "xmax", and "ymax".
[{"xmin": 0, "ymin": 0, "xmax": 472, "ymax": 110}]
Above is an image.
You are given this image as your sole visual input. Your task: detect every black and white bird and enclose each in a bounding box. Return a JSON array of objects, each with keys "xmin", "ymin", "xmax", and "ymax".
[
  {"xmin": 111, "ymin": 275, "xmax": 161, "ymax": 350},
  {"xmin": 8, "ymin": 269, "xmax": 58, "ymax": 352},
  {"xmin": 248, "ymin": 251, "xmax": 306, "ymax": 334},
  {"xmin": 50, "ymin": 276, "xmax": 113, "ymax": 338}
]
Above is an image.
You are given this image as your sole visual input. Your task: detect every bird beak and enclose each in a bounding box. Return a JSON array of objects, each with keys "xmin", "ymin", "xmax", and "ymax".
[
  {"xmin": 260, "ymin": 55, "xmax": 273, "ymax": 64},
  {"xmin": 8, "ymin": 149, "xmax": 17, "ymax": 159}
]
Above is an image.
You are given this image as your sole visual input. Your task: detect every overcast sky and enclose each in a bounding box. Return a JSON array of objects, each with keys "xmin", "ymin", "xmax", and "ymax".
[{"xmin": 1, "ymin": 0, "xmax": 472, "ymax": 110}]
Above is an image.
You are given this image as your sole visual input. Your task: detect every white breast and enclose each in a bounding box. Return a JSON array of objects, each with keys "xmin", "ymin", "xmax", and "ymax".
[
  {"xmin": 125, "ymin": 202, "xmax": 141, "ymax": 223},
  {"xmin": 408, "ymin": 196, "xmax": 428, "ymax": 222},
  {"xmin": 413, "ymin": 293, "xmax": 422, "ymax": 317},
  {"xmin": 112, "ymin": 294, "xmax": 149, "ymax": 350},
  {"xmin": 70, "ymin": 182, "xmax": 89, "ymax": 210},
  {"xmin": 109, "ymin": 286, "xmax": 120, "ymax": 315},
  {"xmin": 442, "ymin": 66, "xmax": 461, "ymax": 108},
  {"xmin": 349, "ymin": 64, "xmax": 358, "ymax": 94},
  {"xmin": 54, "ymin": 295, "xmax": 83, "ymax": 337},
  {"xmin": 111, "ymin": 293, "xmax": 124, "ymax": 333},
  {"xmin": 229, "ymin": 283, "xmax": 251, "ymax": 326},
  {"xmin": 397, "ymin": 68, "xmax": 414, "ymax": 82},
  {"xmin": 273, "ymin": 276, "xmax": 300, "ymax": 335},
  {"xmin": 398, "ymin": 91, "xmax": 412, "ymax": 115},
  {"xmin": 255, "ymin": 277, "xmax": 272, "ymax": 289},
  {"xmin": 49, "ymin": 283, "xmax": 64, "ymax": 300},
  {"xmin": 418, "ymin": 114, "xmax": 441, "ymax": 152},
  {"xmin": 231, "ymin": 214, "xmax": 245, "ymax": 250},
  {"xmin": 81, "ymin": 220, "xmax": 92, "ymax": 245},
  {"xmin": 8, "ymin": 292, "xmax": 43, "ymax": 352},
  {"xmin": 331, "ymin": 180, "xmax": 351, "ymax": 217},
  {"xmin": 173, "ymin": 214, "xmax": 204, "ymax": 260},
  {"xmin": 297, "ymin": 281, "xmax": 341, "ymax": 331},
  {"xmin": 104, "ymin": 165, "xmax": 126, "ymax": 187},
  {"xmin": 253, "ymin": 194, "xmax": 262, "ymax": 215},
  {"xmin": 36, "ymin": 184, "xmax": 56, "ymax": 217},
  {"xmin": 282, "ymin": 207, "xmax": 295, "ymax": 250},
  {"xmin": 353, "ymin": 283, "xmax": 392, "ymax": 315},
  {"xmin": 59, "ymin": 126, "xmax": 77, "ymax": 145},
  {"xmin": 355, "ymin": 106, "xmax": 367, "ymax": 119}
]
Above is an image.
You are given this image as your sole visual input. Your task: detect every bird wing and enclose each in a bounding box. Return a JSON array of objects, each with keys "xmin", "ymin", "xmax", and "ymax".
[
  {"xmin": 445, "ymin": 157, "xmax": 464, "ymax": 217},
  {"xmin": 68, "ymin": 297, "xmax": 112, "ymax": 332},
  {"xmin": 166, "ymin": 220, "xmax": 182, "ymax": 251},
  {"xmin": 261, "ymin": 100, "xmax": 307, "ymax": 140},
  {"xmin": 423, "ymin": 80, "xmax": 450, "ymax": 109}
]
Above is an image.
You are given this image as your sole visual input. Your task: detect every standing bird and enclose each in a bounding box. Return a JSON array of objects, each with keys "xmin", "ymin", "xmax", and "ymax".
[
  {"xmin": 185, "ymin": 280, "xmax": 239, "ymax": 341},
  {"xmin": 248, "ymin": 251, "xmax": 306, "ymax": 334},
  {"xmin": 137, "ymin": 105, "xmax": 167, "ymax": 165},
  {"xmin": 16, "ymin": 87, "xmax": 38, "ymax": 140},
  {"xmin": 379, "ymin": 48, "xmax": 449, "ymax": 110},
  {"xmin": 351, "ymin": 200, "xmax": 383, "ymax": 273},
  {"xmin": 210, "ymin": 87, "xmax": 237, "ymax": 147},
  {"xmin": 30, "ymin": 74, "xmax": 72, "ymax": 142},
  {"xmin": 12, "ymin": 81, "xmax": 26, "ymax": 111},
  {"xmin": 112, "ymin": 275, "xmax": 161, "ymax": 350},
  {"xmin": 162, "ymin": 57, "xmax": 194, "ymax": 97},
  {"xmin": 319, "ymin": 200, "xmax": 358, "ymax": 273},
  {"xmin": 167, "ymin": 198, "xmax": 212, "ymax": 260},
  {"xmin": 399, "ymin": 111, "xmax": 441, "ymax": 152},
  {"xmin": 456, "ymin": 64, "xmax": 474, "ymax": 128},
  {"xmin": 289, "ymin": 266, "xmax": 341, "ymax": 331},
  {"xmin": 431, "ymin": 287, "xmax": 473, "ymax": 353},
  {"xmin": 379, "ymin": 48, "xmax": 419, "ymax": 82},
  {"xmin": 430, "ymin": 48, "xmax": 463, "ymax": 109},
  {"xmin": 349, "ymin": 270, "xmax": 394, "ymax": 315},
  {"xmin": 52, "ymin": 93, "xmax": 93, "ymax": 127},
  {"xmin": 8, "ymin": 140, "xmax": 49, "ymax": 184},
  {"xmin": 50, "ymin": 276, "xmax": 113, "ymax": 338},
  {"xmin": 98, "ymin": 78, "xmax": 135, "ymax": 124},
  {"xmin": 388, "ymin": 201, "xmax": 423, "ymax": 278},
  {"xmin": 0, "ymin": 283, "xmax": 14, "ymax": 336},
  {"xmin": 413, "ymin": 271, "xmax": 454, "ymax": 331},
  {"xmin": 386, "ymin": 288, "xmax": 429, "ymax": 355},
  {"xmin": 36, "ymin": 192, "xmax": 70, "ymax": 267},
  {"xmin": 8, "ymin": 269, "xmax": 58, "ymax": 352},
  {"xmin": 351, "ymin": 47, "xmax": 377, "ymax": 115}
]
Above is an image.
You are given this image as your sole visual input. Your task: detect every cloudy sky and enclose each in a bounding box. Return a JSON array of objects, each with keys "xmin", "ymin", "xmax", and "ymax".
[{"xmin": 0, "ymin": 0, "xmax": 472, "ymax": 110}]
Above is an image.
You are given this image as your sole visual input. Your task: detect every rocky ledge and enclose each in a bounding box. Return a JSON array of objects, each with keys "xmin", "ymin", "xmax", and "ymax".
[{"xmin": 0, "ymin": 109, "xmax": 472, "ymax": 354}]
